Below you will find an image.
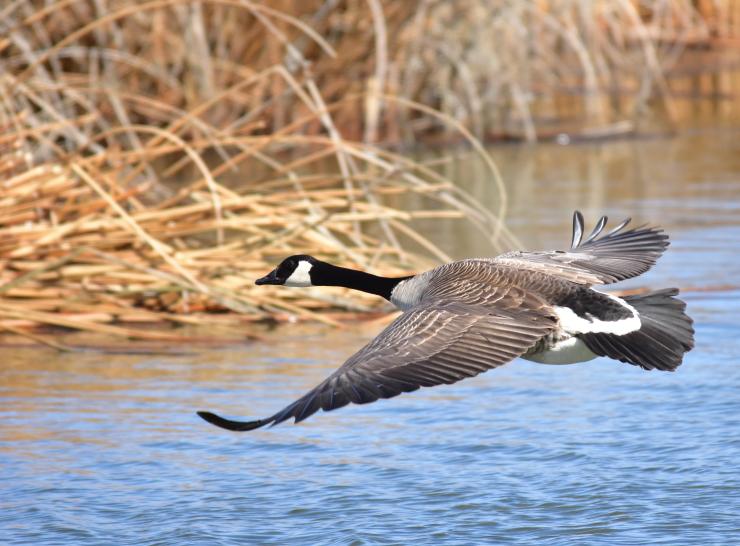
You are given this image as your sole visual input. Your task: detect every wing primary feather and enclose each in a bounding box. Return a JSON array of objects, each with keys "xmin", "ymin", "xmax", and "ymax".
[
  {"xmin": 196, "ymin": 411, "xmax": 269, "ymax": 431},
  {"xmin": 294, "ymin": 393, "xmax": 320, "ymax": 422},
  {"xmin": 320, "ymin": 383, "xmax": 337, "ymax": 410},
  {"xmin": 607, "ymin": 217, "xmax": 631, "ymax": 235},
  {"xmin": 571, "ymin": 211, "xmax": 585, "ymax": 248},
  {"xmin": 584, "ymin": 215, "xmax": 608, "ymax": 244}
]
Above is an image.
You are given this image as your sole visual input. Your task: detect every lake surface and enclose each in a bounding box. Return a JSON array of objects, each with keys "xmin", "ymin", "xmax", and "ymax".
[{"xmin": 2, "ymin": 129, "xmax": 740, "ymax": 545}]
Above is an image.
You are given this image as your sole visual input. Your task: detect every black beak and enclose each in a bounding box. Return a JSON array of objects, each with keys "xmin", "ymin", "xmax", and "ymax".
[{"xmin": 255, "ymin": 268, "xmax": 282, "ymax": 285}]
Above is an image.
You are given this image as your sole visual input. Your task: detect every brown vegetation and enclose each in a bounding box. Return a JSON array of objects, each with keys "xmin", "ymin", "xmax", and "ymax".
[{"xmin": 0, "ymin": 1, "xmax": 733, "ymax": 343}]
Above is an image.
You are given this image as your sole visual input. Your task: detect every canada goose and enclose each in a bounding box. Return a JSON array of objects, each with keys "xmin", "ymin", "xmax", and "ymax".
[{"xmin": 198, "ymin": 211, "xmax": 694, "ymax": 431}]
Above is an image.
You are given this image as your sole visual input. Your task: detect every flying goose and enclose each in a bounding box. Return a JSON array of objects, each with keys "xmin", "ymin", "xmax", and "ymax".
[{"xmin": 199, "ymin": 212, "xmax": 694, "ymax": 431}]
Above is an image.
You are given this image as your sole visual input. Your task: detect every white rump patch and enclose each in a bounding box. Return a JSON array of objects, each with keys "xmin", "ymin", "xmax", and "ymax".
[
  {"xmin": 284, "ymin": 260, "xmax": 313, "ymax": 287},
  {"xmin": 555, "ymin": 292, "xmax": 641, "ymax": 336}
]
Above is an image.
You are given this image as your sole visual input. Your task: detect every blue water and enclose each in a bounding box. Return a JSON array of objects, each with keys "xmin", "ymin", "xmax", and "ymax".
[{"xmin": 2, "ymin": 134, "xmax": 740, "ymax": 545}]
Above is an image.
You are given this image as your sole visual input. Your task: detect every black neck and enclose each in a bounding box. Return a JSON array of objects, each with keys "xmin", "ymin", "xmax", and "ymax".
[{"xmin": 312, "ymin": 262, "xmax": 410, "ymax": 301}]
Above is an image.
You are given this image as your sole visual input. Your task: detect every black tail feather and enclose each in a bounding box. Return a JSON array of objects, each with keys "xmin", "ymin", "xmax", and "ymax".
[{"xmin": 580, "ymin": 288, "xmax": 694, "ymax": 371}]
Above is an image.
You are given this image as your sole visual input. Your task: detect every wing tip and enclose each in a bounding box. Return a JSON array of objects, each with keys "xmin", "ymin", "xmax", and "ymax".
[
  {"xmin": 197, "ymin": 410, "xmax": 268, "ymax": 431},
  {"xmin": 573, "ymin": 212, "xmax": 667, "ymax": 249},
  {"xmin": 571, "ymin": 210, "xmax": 585, "ymax": 248}
]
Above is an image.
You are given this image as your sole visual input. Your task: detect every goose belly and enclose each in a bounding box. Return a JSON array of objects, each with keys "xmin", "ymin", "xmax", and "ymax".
[{"xmin": 521, "ymin": 335, "xmax": 597, "ymax": 365}]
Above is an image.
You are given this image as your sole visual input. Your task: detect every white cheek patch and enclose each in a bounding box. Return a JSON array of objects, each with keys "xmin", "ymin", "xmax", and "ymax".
[{"xmin": 284, "ymin": 260, "xmax": 313, "ymax": 287}]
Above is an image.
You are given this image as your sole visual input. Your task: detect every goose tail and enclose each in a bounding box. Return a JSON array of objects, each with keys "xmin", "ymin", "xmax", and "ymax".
[{"xmin": 579, "ymin": 288, "xmax": 694, "ymax": 371}]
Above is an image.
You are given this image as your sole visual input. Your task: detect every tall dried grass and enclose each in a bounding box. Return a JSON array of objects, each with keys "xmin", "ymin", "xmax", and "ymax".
[
  {"xmin": 0, "ymin": 1, "xmax": 728, "ymax": 343},
  {"xmin": 0, "ymin": 0, "xmax": 518, "ymax": 341}
]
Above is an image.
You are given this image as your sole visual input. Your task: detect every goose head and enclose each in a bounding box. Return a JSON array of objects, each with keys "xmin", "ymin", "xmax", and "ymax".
[
  {"xmin": 256, "ymin": 255, "xmax": 412, "ymax": 302},
  {"xmin": 256, "ymin": 255, "xmax": 318, "ymax": 287}
]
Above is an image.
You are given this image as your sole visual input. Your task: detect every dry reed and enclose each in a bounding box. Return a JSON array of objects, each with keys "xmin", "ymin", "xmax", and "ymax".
[
  {"xmin": 0, "ymin": 0, "xmax": 519, "ymax": 341},
  {"xmin": 0, "ymin": 1, "xmax": 730, "ymax": 343}
]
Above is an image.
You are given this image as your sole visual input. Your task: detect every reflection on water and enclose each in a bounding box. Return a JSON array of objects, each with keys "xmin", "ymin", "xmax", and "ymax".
[
  {"xmin": 2, "ymin": 129, "xmax": 740, "ymax": 545},
  {"xmin": 408, "ymin": 129, "xmax": 740, "ymax": 261}
]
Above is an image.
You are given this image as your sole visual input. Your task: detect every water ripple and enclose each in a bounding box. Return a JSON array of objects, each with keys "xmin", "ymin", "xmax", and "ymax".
[{"xmin": 3, "ymin": 151, "xmax": 740, "ymax": 545}]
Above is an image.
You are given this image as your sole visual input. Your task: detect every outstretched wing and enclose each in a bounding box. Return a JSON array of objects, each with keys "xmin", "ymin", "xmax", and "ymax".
[
  {"xmin": 495, "ymin": 211, "xmax": 669, "ymax": 285},
  {"xmin": 198, "ymin": 290, "xmax": 556, "ymax": 431}
]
